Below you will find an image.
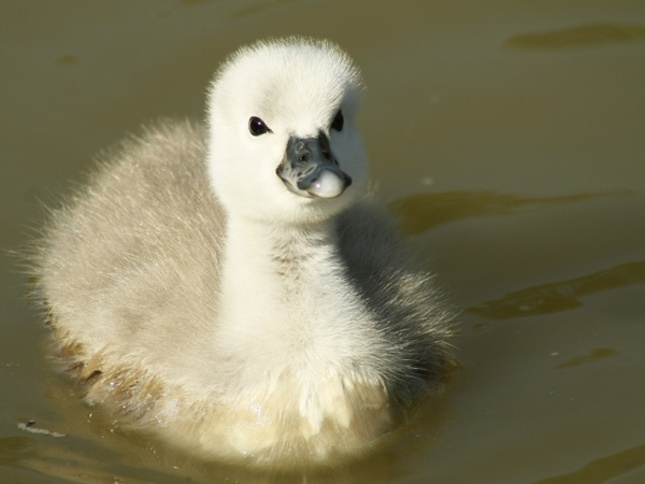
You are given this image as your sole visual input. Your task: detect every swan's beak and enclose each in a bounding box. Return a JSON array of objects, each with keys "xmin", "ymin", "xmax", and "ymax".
[{"xmin": 276, "ymin": 133, "xmax": 352, "ymax": 199}]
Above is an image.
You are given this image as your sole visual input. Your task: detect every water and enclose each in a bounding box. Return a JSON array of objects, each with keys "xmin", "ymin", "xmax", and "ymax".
[{"xmin": 2, "ymin": 1, "xmax": 644, "ymax": 482}]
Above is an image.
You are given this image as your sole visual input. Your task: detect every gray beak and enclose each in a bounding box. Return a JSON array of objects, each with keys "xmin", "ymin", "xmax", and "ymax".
[{"xmin": 276, "ymin": 132, "xmax": 352, "ymax": 199}]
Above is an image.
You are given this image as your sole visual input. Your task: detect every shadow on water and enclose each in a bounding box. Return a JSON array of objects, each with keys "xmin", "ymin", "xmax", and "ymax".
[
  {"xmin": 466, "ymin": 260, "xmax": 645, "ymax": 319},
  {"xmin": 533, "ymin": 444, "xmax": 645, "ymax": 484},
  {"xmin": 505, "ymin": 23, "xmax": 645, "ymax": 50}
]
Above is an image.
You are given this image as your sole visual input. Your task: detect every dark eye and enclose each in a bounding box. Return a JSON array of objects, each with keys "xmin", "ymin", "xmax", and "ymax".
[
  {"xmin": 249, "ymin": 116, "xmax": 271, "ymax": 136},
  {"xmin": 331, "ymin": 110, "xmax": 344, "ymax": 132}
]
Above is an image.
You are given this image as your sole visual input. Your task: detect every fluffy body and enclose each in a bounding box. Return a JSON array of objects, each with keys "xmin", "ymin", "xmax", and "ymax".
[{"xmin": 35, "ymin": 38, "xmax": 453, "ymax": 468}]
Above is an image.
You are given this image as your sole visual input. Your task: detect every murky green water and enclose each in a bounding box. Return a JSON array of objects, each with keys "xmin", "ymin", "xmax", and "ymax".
[{"xmin": 2, "ymin": 1, "xmax": 644, "ymax": 482}]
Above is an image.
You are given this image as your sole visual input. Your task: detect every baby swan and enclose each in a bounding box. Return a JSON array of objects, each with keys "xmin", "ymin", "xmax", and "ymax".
[{"xmin": 36, "ymin": 38, "xmax": 453, "ymax": 468}]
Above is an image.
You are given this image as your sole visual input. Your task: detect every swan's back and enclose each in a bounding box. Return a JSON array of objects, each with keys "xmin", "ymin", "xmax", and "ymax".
[{"xmin": 39, "ymin": 121, "xmax": 225, "ymax": 377}]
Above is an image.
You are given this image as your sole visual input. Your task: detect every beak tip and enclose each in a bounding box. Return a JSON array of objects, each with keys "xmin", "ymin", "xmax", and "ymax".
[{"xmin": 304, "ymin": 169, "xmax": 351, "ymax": 199}]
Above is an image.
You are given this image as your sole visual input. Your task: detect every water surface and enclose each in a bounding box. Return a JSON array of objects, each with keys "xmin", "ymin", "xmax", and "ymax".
[{"xmin": 2, "ymin": 1, "xmax": 644, "ymax": 482}]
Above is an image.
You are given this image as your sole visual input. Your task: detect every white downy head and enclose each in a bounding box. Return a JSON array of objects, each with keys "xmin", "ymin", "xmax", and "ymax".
[{"xmin": 206, "ymin": 38, "xmax": 368, "ymax": 226}]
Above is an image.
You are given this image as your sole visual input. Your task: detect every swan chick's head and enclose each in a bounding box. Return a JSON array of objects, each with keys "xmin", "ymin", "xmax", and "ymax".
[{"xmin": 206, "ymin": 38, "xmax": 367, "ymax": 224}]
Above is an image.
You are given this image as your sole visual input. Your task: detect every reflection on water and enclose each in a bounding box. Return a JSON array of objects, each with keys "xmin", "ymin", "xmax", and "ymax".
[
  {"xmin": 6, "ymin": 432, "xmax": 397, "ymax": 484},
  {"xmin": 5, "ymin": 370, "xmax": 405, "ymax": 484},
  {"xmin": 506, "ymin": 23, "xmax": 645, "ymax": 49},
  {"xmin": 1, "ymin": 435, "xmax": 182, "ymax": 484},
  {"xmin": 467, "ymin": 261, "xmax": 645, "ymax": 319},
  {"xmin": 389, "ymin": 190, "xmax": 622, "ymax": 236},
  {"xmin": 534, "ymin": 444, "xmax": 645, "ymax": 484},
  {"xmin": 0, "ymin": 436, "xmax": 39, "ymax": 466}
]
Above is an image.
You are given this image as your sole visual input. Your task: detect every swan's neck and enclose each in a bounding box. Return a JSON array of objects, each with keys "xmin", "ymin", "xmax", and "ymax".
[
  {"xmin": 215, "ymin": 215, "xmax": 373, "ymax": 370},
  {"xmin": 222, "ymin": 217, "xmax": 338, "ymax": 290},
  {"xmin": 213, "ymin": 215, "xmax": 389, "ymax": 437}
]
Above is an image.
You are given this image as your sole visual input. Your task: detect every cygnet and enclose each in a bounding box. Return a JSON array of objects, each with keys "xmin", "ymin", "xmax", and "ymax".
[{"xmin": 35, "ymin": 37, "xmax": 453, "ymax": 468}]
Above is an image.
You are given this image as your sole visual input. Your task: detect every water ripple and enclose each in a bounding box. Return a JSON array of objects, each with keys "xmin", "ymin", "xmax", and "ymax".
[
  {"xmin": 467, "ymin": 260, "xmax": 645, "ymax": 320},
  {"xmin": 506, "ymin": 23, "xmax": 645, "ymax": 50}
]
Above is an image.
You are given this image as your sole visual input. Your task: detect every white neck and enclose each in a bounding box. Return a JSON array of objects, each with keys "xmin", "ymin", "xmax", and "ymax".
[{"xmin": 214, "ymin": 213, "xmax": 377, "ymax": 374}]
